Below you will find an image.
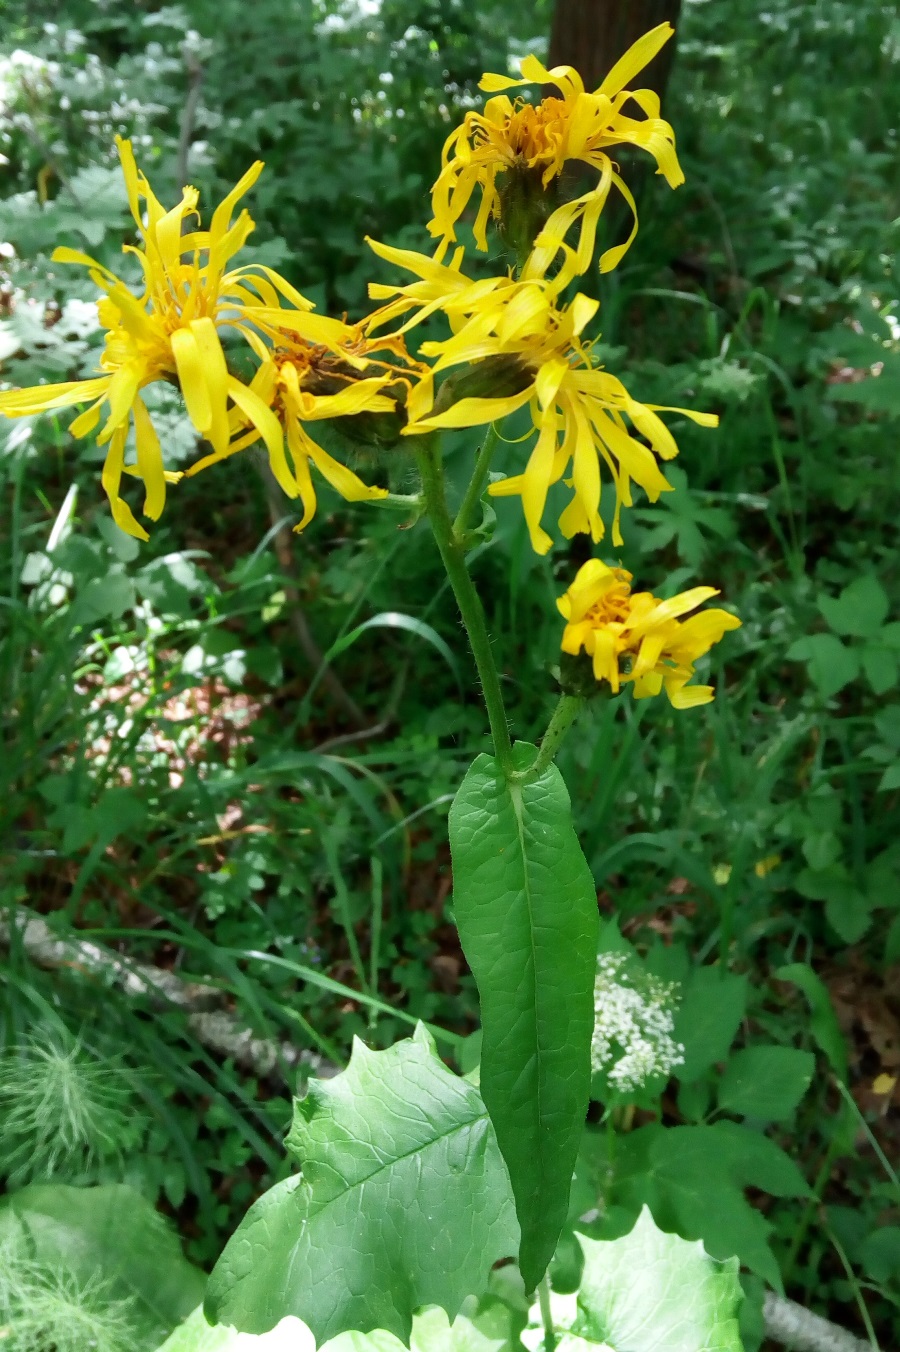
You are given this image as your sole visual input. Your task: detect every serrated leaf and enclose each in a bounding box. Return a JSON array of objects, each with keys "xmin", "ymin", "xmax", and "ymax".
[
  {"xmin": 574, "ymin": 1208, "xmax": 743, "ymax": 1352},
  {"xmin": 0, "ymin": 1183, "xmax": 204, "ymax": 1344},
  {"xmin": 449, "ymin": 743, "xmax": 598, "ymax": 1291},
  {"xmin": 205, "ymin": 1026, "xmax": 518, "ymax": 1345},
  {"xmin": 717, "ymin": 1046, "xmax": 815, "ymax": 1121}
]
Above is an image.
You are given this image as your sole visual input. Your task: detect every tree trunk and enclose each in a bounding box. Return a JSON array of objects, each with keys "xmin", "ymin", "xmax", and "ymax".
[{"xmin": 548, "ymin": 0, "xmax": 683, "ymax": 104}]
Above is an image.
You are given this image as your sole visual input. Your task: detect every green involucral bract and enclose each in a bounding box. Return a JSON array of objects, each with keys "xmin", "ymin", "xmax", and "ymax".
[
  {"xmin": 448, "ymin": 743, "xmax": 599, "ymax": 1292},
  {"xmin": 204, "ymin": 1026, "xmax": 519, "ymax": 1345}
]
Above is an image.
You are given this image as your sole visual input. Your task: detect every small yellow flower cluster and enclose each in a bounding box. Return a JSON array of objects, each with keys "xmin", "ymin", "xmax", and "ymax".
[
  {"xmin": 361, "ymin": 24, "xmax": 741, "ymax": 704},
  {"xmin": 0, "ymin": 139, "xmax": 420, "ymax": 539},
  {"xmin": 557, "ymin": 560, "xmax": 741, "ymax": 708},
  {"xmin": 428, "ymin": 26, "xmax": 683, "ymax": 282},
  {"xmin": 0, "ymin": 26, "xmax": 740, "ymax": 706},
  {"xmin": 362, "ymin": 23, "xmax": 717, "ymax": 565}
]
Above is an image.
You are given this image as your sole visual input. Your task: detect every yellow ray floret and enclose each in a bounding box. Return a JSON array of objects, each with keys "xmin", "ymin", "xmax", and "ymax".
[
  {"xmin": 187, "ymin": 311, "xmax": 425, "ymax": 531},
  {"xmin": 428, "ymin": 23, "xmax": 683, "ymax": 280},
  {"xmin": 366, "ymin": 238, "xmax": 716, "ymax": 555},
  {"xmin": 0, "ymin": 138, "xmax": 308, "ymax": 539},
  {"xmin": 558, "ymin": 559, "xmax": 741, "ymax": 708}
]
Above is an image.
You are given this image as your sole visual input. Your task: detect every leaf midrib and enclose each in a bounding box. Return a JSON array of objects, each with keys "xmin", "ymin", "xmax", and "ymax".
[
  {"xmin": 508, "ymin": 774, "xmax": 545, "ymax": 1190},
  {"xmin": 305, "ymin": 1104, "xmax": 492, "ymax": 1211}
]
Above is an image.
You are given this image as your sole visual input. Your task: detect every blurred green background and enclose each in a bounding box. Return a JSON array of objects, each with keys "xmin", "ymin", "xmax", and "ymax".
[{"xmin": 1, "ymin": 1, "xmax": 899, "ymax": 1348}]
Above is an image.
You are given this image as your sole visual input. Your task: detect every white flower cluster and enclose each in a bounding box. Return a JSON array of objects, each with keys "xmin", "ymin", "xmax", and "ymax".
[{"xmin": 591, "ymin": 952, "xmax": 684, "ymax": 1096}]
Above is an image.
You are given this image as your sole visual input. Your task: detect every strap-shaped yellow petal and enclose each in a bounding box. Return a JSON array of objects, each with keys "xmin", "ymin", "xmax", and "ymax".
[
  {"xmin": 171, "ymin": 326, "xmax": 213, "ymax": 435},
  {"xmin": 101, "ymin": 421, "xmax": 149, "ymax": 541},
  {"xmin": 226, "ymin": 375, "xmax": 296, "ymax": 499},
  {"xmin": 0, "ymin": 376, "xmax": 109, "ymax": 417},
  {"xmin": 305, "ymin": 437, "xmax": 388, "ymax": 503},
  {"xmin": 595, "ymin": 22, "xmax": 675, "ymax": 99},
  {"xmin": 97, "ymin": 363, "xmax": 141, "ymax": 444},
  {"xmin": 189, "ymin": 316, "xmax": 231, "ymax": 454},
  {"xmin": 405, "ymin": 388, "xmax": 532, "ymax": 432},
  {"xmin": 210, "ymin": 160, "xmax": 264, "ymax": 245},
  {"xmin": 132, "ymin": 392, "xmax": 167, "ymax": 520},
  {"xmin": 286, "ymin": 423, "xmax": 319, "ymax": 532}
]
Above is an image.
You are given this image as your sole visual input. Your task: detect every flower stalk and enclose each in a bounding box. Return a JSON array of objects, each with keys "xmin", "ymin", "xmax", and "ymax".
[
  {"xmin": 453, "ymin": 422, "xmax": 502, "ymax": 539},
  {"xmin": 416, "ymin": 437, "xmax": 514, "ymax": 776},
  {"xmin": 526, "ymin": 694, "xmax": 584, "ymax": 780}
]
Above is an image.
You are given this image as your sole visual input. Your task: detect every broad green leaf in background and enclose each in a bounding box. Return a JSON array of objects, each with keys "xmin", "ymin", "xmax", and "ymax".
[
  {"xmin": 574, "ymin": 1207, "xmax": 744, "ymax": 1352},
  {"xmin": 205, "ymin": 1027, "xmax": 518, "ymax": 1345},
  {"xmin": 794, "ymin": 865, "xmax": 873, "ymax": 943},
  {"xmin": 786, "ymin": 634, "xmax": 860, "ymax": 698},
  {"xmin": 860, "ymin": 1227, "xmax": 900, "ymax": 1286},
  {"xmin": 775, "ymin": 964, "xmax": 848, "ymax": 1081},
  {"xmin": 818, "ymin": 576, "xmax": 890, "ymax": 639},
  {"xmin": 603, "ymin": 1120, "xmax": 809, "ymax": 1288},
  {"xmin": 717, "ymin": 1046, "xmax": 815, "ymax": 1121},
  {"xmin": 449, "ymin": 743, "xmax": 599, "ymax": 1292},
  {"xmin": 0, "ymin": 1183, "xmax": 205, "ymax": 1345},
  {"xmin": 674, "ymin": 968, "xmax": 748, "ymax": 1083}
]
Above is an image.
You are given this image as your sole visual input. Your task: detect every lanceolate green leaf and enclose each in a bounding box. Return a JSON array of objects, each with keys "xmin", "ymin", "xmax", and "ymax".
[
  {"xmin": 449, "ymin": 743, "xmax": 599, "ymax": 1292},
  {"xmin": 205, "ymin": 1026, "xmax": 518, "ymax": 1346}
]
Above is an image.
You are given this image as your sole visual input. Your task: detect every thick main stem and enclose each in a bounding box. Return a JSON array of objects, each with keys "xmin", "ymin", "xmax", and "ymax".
[{"xmin": 416, "ymin": 439, "xmax": 514, "ymax": 776}]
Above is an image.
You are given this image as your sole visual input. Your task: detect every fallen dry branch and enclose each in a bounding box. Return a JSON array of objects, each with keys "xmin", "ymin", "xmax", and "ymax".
[{"xmin": 0, "ymin": 906, "xmax": 336, "ymax": 1082}]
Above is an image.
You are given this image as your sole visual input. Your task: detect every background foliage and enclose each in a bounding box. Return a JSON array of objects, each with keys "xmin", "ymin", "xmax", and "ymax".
[{"xmin": 1, "ymin": 0, "xmax": 899, "ymax": 1348}]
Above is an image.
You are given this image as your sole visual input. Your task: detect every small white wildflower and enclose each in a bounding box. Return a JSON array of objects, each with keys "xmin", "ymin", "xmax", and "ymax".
[{"xmin": 591, "ymin": 952, "xmax": 684, "ymax": 1096}]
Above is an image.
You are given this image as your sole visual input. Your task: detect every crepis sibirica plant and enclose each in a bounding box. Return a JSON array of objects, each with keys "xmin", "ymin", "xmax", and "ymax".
[{"xmin": 1, "ymin": 23, "xmax": 747, "ymax": 1351}]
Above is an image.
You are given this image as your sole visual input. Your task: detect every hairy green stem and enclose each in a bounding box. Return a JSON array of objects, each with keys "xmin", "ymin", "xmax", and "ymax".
[
  {"xmin": 525, "ymin": 695, "xmax": 584, "ymax": 780},
  {"xmin": 453, "ymin": 422, "xmax": 501, "ymax": 538},
  {"xmin": 416, "ymin": 438, "xmax": 514, "ymax": 775},
  {"xmin": 538, "ymin": 1275, "xmax": 556, "ymax": 1352}
]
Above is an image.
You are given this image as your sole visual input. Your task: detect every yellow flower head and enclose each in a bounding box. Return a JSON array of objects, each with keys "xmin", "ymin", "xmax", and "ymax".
[
  {"xmin": 0, "ymin": 138, "xmax": 306, "ymax": 539},
  {"xmin": 365, "ymin": 238, "xmax": 716, "ymax": 555},
  {"xmin": 558, "ymin": 559, "xmax": 741, "ymax": 708},
  {"xmin": 428, "ymin": 24, "xmax": 683, "ymax": 280},
  {"xmin": 187, "ymin": 309, "xmax": 425, "ymax": 531}
]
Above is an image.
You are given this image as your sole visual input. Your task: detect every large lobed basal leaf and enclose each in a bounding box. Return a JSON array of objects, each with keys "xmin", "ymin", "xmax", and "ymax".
[
  {"xmin": 520, "ymin": 1207, "xmax": 744, "ymax": 1352},
  {"xmin": 449, "ymin": 744, "xmax": 599, "ymax": 1292},
  {"xmin": 205, "ymin": 1026, "xmax": 518, "ymax": 1346},
  {"xmin": 575, "ymin": 1208, "xmax": 744, "ymax": 1352}
]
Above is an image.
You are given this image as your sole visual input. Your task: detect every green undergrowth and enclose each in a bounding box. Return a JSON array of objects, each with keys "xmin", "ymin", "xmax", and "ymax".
[{"xmin": 1, "ymin": 0, "xmax": 899, "ymax": 1346}]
